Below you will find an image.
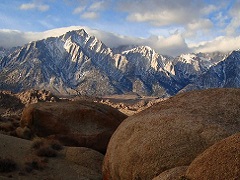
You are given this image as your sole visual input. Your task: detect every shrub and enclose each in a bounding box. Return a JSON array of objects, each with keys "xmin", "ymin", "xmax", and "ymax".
[
  {"xmin": 0, "ymin": 122, "xmax": 13, "ymax": 132},
  {"xmin": 35, "ymin": 147, "xmax": 57, "ymax": 157},
  {"xmin": 0, "ymin": 158, "xmax": 17, "ymax": 173},
  {"xmin": 31, "ymin": 138, "xmax": 45, "ymax": 149},
  {"xmin": 48, "ymin": 139, "xmax": 63, "ymax": 151},
  {"xmin": 24, "ymin": 157, "xmax": 47, "ymax": 172}
]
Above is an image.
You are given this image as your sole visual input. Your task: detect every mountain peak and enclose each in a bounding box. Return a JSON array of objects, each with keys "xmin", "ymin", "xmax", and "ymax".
[
  {"xmin": 0, "ymin": 28, "xmax": 239, "ymax": 97},
  {"xmin": 62, "ymin": 29, "xmax": 88, "ymax": 40}
]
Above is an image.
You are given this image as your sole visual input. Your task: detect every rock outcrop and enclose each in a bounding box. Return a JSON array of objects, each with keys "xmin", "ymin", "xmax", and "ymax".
[
  {"xmin": 17, "ymin": 89, "xmax": 59, "ymax": 105},
  {"xmin": 185, "ymin": 132, "xmax": 240, "ymax": 180},
  {"xmin": 103, "ymin": 88, "xmax": 240, "ymax": 179},
  {"xmin": 20, "ymin": 100, "xmax": 127, "ymax": 153}
]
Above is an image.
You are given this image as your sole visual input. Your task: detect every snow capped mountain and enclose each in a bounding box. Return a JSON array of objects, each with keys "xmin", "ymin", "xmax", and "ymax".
[
  {"xmin": 0, "ymin": 30, "xmax": 122, "ymax": 95},
  {"xmin": 0, "ymin": 29, "xmax": 177, "ymax": 96},
  {"xmin": 0, "ymin": 29, "xmax": 234, "ymax": 97},
  {"xmin": 172, "ymin": 52, "xmax": 227, "ymax": 87},
  {"xmin": 182, "ymin": 50, "xmax": 240, "ymax": 91}
]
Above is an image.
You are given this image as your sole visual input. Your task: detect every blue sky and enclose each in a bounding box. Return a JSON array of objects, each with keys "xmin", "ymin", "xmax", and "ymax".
[{"xmin": 0, "ymin": 0, "xmax": 240, "ymax": 56}]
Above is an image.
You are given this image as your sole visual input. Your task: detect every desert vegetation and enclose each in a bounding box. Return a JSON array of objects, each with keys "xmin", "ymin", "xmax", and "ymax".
[{"xmin": 32, "ymin": 138, "xmax": 63, "ymax": 157}]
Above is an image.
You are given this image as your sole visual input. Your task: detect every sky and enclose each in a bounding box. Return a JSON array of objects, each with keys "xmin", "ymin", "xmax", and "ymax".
[{"xmin": 0, "ymin": 0, "xmax": 240, "ymax": 56}]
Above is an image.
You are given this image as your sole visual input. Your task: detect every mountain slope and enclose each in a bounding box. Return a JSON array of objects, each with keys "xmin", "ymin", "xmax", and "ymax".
[
  {"xmin": 182, "ymin": 50, "xmax": 240, "ymax": 91},
  {"xmin": 0, "ymin": 29, "xmax": 183, "ymax": 96}
]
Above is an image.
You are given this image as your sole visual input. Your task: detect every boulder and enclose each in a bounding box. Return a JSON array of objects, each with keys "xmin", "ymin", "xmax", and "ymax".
[
  {"xmin": 103, "ymin": 88, "xmax": 240, "ymax": 179},
  {"xmin": 20, "ymin": 100, "xmax": 127, "ymax": 153},
  {"xmin": 65, "ymin": 147, "xmax": 104, "ymax": 175},
  {"xmin": 152, "ymin": 166, "xmax": 188, "ymax": 180},
  {"xmin": 185, "ymin": 132, "xmax": 240, "ymax": 180}
]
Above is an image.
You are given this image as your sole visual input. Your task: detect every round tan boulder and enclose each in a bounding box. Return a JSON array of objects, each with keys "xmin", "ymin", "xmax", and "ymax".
[
  {"xmin": 20, "ymin": 100, "xmax": 127, "ymax": 153},
  {"xmin": 185, "ymin": 132, "xmax": 240, "ymax": 180},
  {"xmin": 103, "ymin": 88, "xmax": 240, "ymax": 180},
  {"xmin": 152, "ymin": 166, "xmax": 188, "ymax": 180}
]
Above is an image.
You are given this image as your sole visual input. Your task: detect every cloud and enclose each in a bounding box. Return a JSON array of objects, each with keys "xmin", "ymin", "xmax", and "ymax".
[
  {"xmin": 73, "ymin": 6, "xmax": 85, "ymax": 14},
  {"xmin": 19, "ymin": 3, "xmax": 35, "ymax": 10},
  {"xmin": 0, "ymin": 29, "xmax": 31, "ymax": 48},
  {"xmin": 191, "ymin": 36, "xmax": 240, "ymax": 53},
  {"xmin": 119, "ymin": 0, "xmax": 206, "ymax": 26},
  {"xmin": 184, "ymin": 19, "xmax": 213, "ymax": 38},
  {"xmin": 0, "ymin": 26, "xmax": 189, "ymax": 56},
  {"xmin": 81, "ymin": 12, "xmax": 99, "ymax": 19},
  {"xmin": 224, "ymin": 0, "xmax": 240, "ymax": 36},
  {"xmin": 0, "ymin": 26, "xmax": 240, "ymax": 57},
  {"xmin": 72, "ymin": 0, "xmax": 108, "ymax": 19},
  {"xmin": 19, "ymin": 1, "xmax": 49, "ymax": 12},
  {"xmin": 89, "ymin": 1, "xmax": 106, "ymax": 11}
]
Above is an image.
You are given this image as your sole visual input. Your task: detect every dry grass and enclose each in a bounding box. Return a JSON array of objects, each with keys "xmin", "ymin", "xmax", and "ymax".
[
  {"xmin": 31, "ymin": 138, "xmax": 63, "ymax": 157},
  {"xmin": 47, "ymin": 139, "xmax": 63, "ymax": 151},
  {"xmin": 24, "ymin": 156, "xmax": 48, "ymax": 172},
  {"xmin": 0, "ymin": 122, "xmax": 13, "ymax": 132},
  {"xmin": 31, "ymin": 138, "xmax": 45, "ymax": 149},
  {"xmin": 35, "ymin": 146, "xmax": 57, "ymax": 157}
]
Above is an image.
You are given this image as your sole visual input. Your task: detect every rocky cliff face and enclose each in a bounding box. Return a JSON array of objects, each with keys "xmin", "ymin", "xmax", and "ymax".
[{"xmin": 0, "ymin": 29, "xmax": 233, "ymax": 96}]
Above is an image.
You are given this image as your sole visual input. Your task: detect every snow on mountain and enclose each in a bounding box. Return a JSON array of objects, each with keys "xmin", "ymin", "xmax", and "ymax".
[
  {"xmin": 172, "ymin": 52, "xmax": 227, "ymax": 88},
  {"xmin": 0, "ymin": 29, "xmax": 174, "ymax": 96},
  {"xmin": 181, "ymin": 50, "xmax": 240, "ymax": 91},
  {"xmin": 0, "ymin": 29, "xmax": 232, "ymax": 97}
]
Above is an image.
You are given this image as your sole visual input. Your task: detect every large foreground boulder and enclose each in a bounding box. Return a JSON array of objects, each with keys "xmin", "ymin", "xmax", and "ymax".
[
  {"xmin": 103, "ymin": 88, "xmax": 240, "ymax": 180},
  {"xmin": 152, "ymin": 166, "xmax": 188, "ymax": 180},
  {"xmin": 65, "ymin": 147, "xmax": 104, "ymax": 176},
  {"xmin": 63, "ymin": 146, "xmax": 104, "ymax": 179},
  {"xmin": 20, "ymin": 100, "xmax": 127, "ymax": 153},
  {"xmin": 185, "ymin": 132, "xmax": 240, "ymax": 180}
]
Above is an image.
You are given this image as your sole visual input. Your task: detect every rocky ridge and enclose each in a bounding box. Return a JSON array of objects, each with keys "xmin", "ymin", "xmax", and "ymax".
[{"xmin": 0, "ymin": 29, "xmax": 233, "ymax": 97}]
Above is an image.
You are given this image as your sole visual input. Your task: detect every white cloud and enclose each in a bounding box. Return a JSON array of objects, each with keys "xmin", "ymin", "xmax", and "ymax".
[
  {"xmin": 191, "ymin": 36, "xmax": 240, "ymax": 53},
  {"xmin": 19, "ymin": 1, "xmax": 49, "ymax": 12},
  {"xmin": 72, "ymin": 0, "xmax": 108, "ymax": 19},
  {"xmin": 224, "ymin": 0, "xmax": 240, "ymax": 36},
  {"xmin": 0, "ymin": 26, "xmax": 189, "ymax": 56},
  {"xmin": 89, "ymin": 1, "xmax": 106, "ymax": 11},
  {"xmin": 81, "ymin": 12, "xmax": 99, "ymax": 19},
  {"xmin": 184, "ymin": 19, "xmax": 213, "ymax": 38},
  {"xmin": 73, "ymin": 6, "xmax": 85, "ymax": 14},
  {"xmin": 119, "ymin": 0, "xmax": 206, "ymax": 26},
  {"xmin": 0, "ymin": 26, "xmax": 240, "ymax": 57},
  {"xmin": 19, "ymin": 3, "xmax": 36, "ymax": 10}
]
